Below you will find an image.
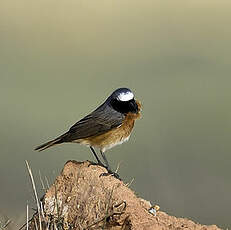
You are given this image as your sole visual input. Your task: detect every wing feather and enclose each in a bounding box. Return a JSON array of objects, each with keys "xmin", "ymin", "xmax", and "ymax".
[{"xmin": 62, "ymin": 103, "xmax": 124, "ymax": 142}]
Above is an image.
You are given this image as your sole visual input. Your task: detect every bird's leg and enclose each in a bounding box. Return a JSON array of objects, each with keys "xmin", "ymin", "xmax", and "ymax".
[
  {"xmin": 100, "ymin": 150, "xmax": 120, "ymax": 180},
  {"xmin": 90, "ymin": 146, "xmax": 104, "ymax": 166},
  {"xmin": 100, "ymin": 150, "xmax": 110, "ymax": 171}
]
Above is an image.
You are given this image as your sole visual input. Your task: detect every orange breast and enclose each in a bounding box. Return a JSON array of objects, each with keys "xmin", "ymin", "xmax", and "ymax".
[{"xmin": 78, "ymin": 100, "xmax": 141, "ymax": 152}]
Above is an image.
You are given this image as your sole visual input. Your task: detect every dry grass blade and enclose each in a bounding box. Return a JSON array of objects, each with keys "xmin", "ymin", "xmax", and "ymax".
[
  {"xmin": 38, "ymin": 170, "xmax": 46, "ymax": 191},
  {"xmin": 25, "ymin": 160, "xmax": 42, "ymax": 230},
  {"xmin": 26, "ymin": 204, "xmax": 29, "ymax": 230},
  {"xmin": 125, "ymin": 178, "xmax": 134, "ymax": 187},
  {"xmin": 44, "ymin": 176, "xmax": 49, "ymax": 189},
  {"xmin": 114, "ymin": 162, "xmax": 121, "ymax": 174},
  {"xmin": 18, "ymin": 215, "xmax": 34, "ymax": 230},
  {"xmin": 0, "ymin": 219, "xmax": 11, "ymax": 229}
]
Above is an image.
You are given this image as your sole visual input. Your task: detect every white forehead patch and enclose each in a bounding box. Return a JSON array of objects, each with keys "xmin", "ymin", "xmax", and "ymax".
[{"xmin": 117, "ymin": 91, "xmax": 134, "ymax": 101}]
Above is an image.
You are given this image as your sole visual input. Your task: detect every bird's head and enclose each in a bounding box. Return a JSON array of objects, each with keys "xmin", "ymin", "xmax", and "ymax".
[{"xmin": 107, "ymin": 88, "xmax": 141, "ymax": 115}]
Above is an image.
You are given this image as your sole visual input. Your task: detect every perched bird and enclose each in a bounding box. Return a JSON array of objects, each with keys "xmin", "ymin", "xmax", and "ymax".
[{"xmin": 35, "ymin": 88, "xmax": 141, "ymax": 176}]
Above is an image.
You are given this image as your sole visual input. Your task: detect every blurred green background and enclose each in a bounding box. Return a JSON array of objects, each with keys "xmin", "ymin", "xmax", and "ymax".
[{"xmin": 1, "ymin": 0, "xmax": 231, "ymax": 228}]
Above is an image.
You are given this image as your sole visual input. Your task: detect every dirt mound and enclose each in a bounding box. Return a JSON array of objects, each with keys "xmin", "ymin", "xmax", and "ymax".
[{"xmin": 28, "ymin": 160, "xmax": 220, "ymax": 230}]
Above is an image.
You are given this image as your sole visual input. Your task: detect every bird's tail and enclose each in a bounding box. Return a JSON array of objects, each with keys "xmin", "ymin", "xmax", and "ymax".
[{"xmin": 34, "ymin": 134, "xmax": 66, "ymax": 152}]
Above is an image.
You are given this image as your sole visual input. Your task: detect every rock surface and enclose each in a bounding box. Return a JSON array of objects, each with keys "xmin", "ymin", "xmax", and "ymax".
[{"xmin": 28, "ymin": 160, "xmax": 221, "ymax": 230}]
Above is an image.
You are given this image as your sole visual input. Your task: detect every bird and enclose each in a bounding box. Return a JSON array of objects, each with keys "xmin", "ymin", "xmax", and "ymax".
[{"xmin": 35, "ymin": 88, "xmax": 141, "ymax": 176}]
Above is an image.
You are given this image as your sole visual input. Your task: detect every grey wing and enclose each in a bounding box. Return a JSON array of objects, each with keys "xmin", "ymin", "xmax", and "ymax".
[{"xmin": 62, "ymin": 104, "xmax": 124, "ymax": 142}]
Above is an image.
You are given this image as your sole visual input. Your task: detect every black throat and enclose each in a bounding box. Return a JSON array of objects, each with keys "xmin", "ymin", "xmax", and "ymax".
[{"xmin": 110, "ymin": 98, "xmax": 137, "ymax": 114}]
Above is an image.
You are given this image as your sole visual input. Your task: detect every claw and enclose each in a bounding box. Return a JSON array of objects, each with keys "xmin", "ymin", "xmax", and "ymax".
[{"xmin": 100, "ymin": 170, "xmax": 121, "ymax": 180}]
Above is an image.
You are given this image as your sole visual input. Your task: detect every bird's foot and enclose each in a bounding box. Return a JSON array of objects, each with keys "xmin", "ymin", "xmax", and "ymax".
[
  {"xmin": 100, "ymin": 169, "xmax": 121, "ymax": 180},
  {"xmin": 88, "ymin": 161, "xmax": 121, "ymax": 180}
]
